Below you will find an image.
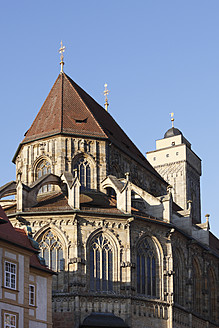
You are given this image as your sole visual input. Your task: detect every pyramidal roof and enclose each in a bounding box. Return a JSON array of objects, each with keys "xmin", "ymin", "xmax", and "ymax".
[
  {"xmin": 23, "ymin": 73, "xmax": 107, "ymax": 142},
  {"xmin": 17, "ymin": 72, "xmax": 165, "ymax": 181}
]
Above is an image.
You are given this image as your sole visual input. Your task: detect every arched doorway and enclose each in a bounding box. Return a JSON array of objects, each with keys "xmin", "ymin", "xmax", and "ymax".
[{"xmin": 81, "ymin": 313, "xmax": 129, "ymax": 328}]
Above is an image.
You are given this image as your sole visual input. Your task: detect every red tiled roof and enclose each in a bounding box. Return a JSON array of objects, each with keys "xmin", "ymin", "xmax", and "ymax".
[
  {"xmin": 29, "ymin": 253, "xmax": 54, "ymax": 274},
  {"xmin": 16, "ymin": 72, "xmax": 165, "ymax": 182},
  {"xmin": 0, "ymin": 205, "xmax": 35, "ymax": 251},
  {"xmin": 0, "ymin": 206, "xmax": 54, "ymax": 274},
  {"xmin": 22, "ymin": 73, "xmax": 107, "ymax": 142}
]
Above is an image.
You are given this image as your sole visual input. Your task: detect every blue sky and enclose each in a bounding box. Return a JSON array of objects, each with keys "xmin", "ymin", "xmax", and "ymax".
[{"xmin": 0, "ymin": 1, "xmax": 219, "ymax": 237}]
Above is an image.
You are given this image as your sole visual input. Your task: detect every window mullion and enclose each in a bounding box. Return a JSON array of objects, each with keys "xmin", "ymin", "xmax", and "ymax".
[
  {"xmin": 84, "ymin": 164, "xmax": 87, "ymax": 188},
  {"xmin": 106, "ymin": 250, "xmax": 109, "ymax": 291},
  {"xmin": 49, "ymin": 248, "xmax": 51, "ymax": 269},
  {"xmin": 94, "ymin": 249, "xmax": 96, "ymax": 290},
  {"xmin": 140, "ymin": 255, "xmax": 142, "ymax": 294},
  {"xmin": 150, "ymin": 256, "xmax": 152, "ymax": 296},
  {"xmin": 100, "ymin": 249, "xmax": 103, "ymax": 290},
  {"xmin": 56, "ymin": 248, "xmax": 58, "ymax": 271}
]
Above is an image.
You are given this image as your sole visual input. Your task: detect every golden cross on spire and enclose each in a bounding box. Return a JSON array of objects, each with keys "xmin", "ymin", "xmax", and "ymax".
[
  {"xmin": 104, "ymin": 83, "xmax": 110, "ymax": 111},
  {"xmin": 170, "ymin": 112, "xmax": 174, "ymax": 128},
  {"xmin": 59, "ymin": 41, "xmax": 66, "ymax": 73}
]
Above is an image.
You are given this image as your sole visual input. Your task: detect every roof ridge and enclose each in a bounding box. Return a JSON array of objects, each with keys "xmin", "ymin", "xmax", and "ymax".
[
  {"xmin": 23, "ymin": 75, "xmax": 61, "ymax": 140},
  {"xmin": 63, "ymin": 74, "xmax": 143, "ymax": 152},
  {"xmin": 63, "ymin": 74, "xmax": 165, "ymax": 180},
  {"xmin": 13, "ymin": 72, "xmax": 166, "ymax": 184},
  {"xmin": 63, "ymin": 73, "xmax": 108, "ymax": 138},
  {"xmin": 60, "ymin": 73, "xmax": 64, "ymax": 132}
]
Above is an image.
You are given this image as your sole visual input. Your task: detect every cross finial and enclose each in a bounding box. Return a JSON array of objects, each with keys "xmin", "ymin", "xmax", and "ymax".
[
  {"xmin": 170, "ymin": 112, "xmax": 174, "ymax": 128},
  {"xmin": 104, "ymin": 83, "xmax": 110, "ymax": 111},
  {"xmin": 59, "ymin": 41, "xmax": 66, "ymax": 73}
]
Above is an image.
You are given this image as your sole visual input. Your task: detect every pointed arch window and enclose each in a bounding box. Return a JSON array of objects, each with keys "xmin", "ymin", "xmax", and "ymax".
[
  {"xmin": 36, "ymin": 159, "xmax": 52, "ymax": 193},
  {"xmin": 89, "ymin": 233, "xmax": 113, "ymax": 292},
  {"xmin": 208, "ymin": 268, "xmax": 217, "ymax": 322},
  {"xmin": 173, "ymin": 249, "xmax": 184, "ymax": 306},
  {"xmin": 137, "ymin": 238, "xmax": 157, "ymax": 297},
  {"xmin": 73, "ymin": 158, "xmax": 91, "ymax": 190},
  {"xmin": 38, "ymin": 230, "xmax": 64, "ymax": 271},
  {"xmin": 193, "ymin": 259, "xmax": 201, "ymax": 314}
]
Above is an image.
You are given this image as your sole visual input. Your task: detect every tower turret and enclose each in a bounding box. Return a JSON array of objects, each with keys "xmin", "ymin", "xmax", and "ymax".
[{"xmin": 147, "ymin": 118, "xmax": 201, "ymax": 224}]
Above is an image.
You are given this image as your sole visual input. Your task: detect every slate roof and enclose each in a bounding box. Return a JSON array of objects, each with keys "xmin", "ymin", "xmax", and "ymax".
[
  {"xmin": 23, "ymin": 191, "xmax": 123, "ymax": 215},
  {"xmin": 14, "ymin": 72, "xmax": 166, "ymax": 182}
]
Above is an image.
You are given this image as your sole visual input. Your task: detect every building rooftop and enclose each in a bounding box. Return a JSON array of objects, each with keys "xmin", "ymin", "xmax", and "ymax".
[{"xmin": 14, "ymin": 72, "xmax": 166, "ymax": 183}]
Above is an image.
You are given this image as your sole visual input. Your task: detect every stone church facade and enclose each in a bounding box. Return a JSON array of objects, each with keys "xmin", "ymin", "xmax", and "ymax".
[{"xmin": 0, "ymin": 69, "xmax": 218, "ymax": 328}]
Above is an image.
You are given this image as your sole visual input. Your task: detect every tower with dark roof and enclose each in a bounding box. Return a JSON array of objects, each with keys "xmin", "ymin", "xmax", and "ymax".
[
  {"xmin": 0, "ymin": 63, "xmax": 218, "ymax": 328},
  {"xmin": 147, "ymin": 125, "xmax": 202, "ymax": 224}
]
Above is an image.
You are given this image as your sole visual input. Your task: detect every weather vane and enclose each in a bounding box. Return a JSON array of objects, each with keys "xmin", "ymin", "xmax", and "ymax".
[
  {"xmin": 170, "ymin": 112, "xmax": 174, "ymax": 128},
  {"xmin": 104, "ymin": 83, "xmax": 109, "ymax": 111},
  {"xmin": 59, "ymin": 41, "xmax": 66, "ymax": 73}
]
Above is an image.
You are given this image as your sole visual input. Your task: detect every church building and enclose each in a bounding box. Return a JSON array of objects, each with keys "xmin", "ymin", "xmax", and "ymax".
[{"xmin": 0, "ymin": 47, "xmax": 218, "ymax": 328}]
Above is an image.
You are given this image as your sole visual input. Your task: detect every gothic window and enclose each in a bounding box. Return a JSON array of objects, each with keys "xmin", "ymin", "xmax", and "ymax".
[
  {"xmin": 36, "ymin": 160, "xmax": 51, "ymax": 178},
  {"xmin": 193, "ymin": 259, "xmax": 201, "ymax": 314},
  {"xmin": 38, "ymin": 230, "xmax": 64, "ymax": 271},
  {"xmin": 137, "ymin": 238, "xmax": 157, "ymax": 297},
  {"xmin": 208, "ymin": 268, "xmax": 217, "ymax": 322},
  {"xmin": 89, "ymin": 233, "xmax": 113, "ymax": 292},
  {"xmin": 173, "ymin": 249, "xmax": 184, "ymax": 306},
  {"xmin": 73, "ymin": 158, "xmax": 91, "ymax": 190},
  {"xmin": 36, "ymin": 159, "xmax": 52, "ymax": 193}
]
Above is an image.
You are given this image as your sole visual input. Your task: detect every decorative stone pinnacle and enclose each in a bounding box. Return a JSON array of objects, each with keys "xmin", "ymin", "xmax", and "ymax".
[
  {"xmin": 59, "ymin": 41, "xmax": 66, "ymax": 73},
  {"xmin": 125, "ymin": 172, "xmax": 130, "ymax": 181},
  {"xmin": 73, "ymin": 168, "xmax": 78, "ymax": 178},
  {"xmin": 167, "ymin": 184, "xmax": 173, "ymax": 193},
  {"xmin": 187, "ymin": 200, "xmax": 192, "ymax": 210},
  {"xmin": 205, "ymin": 214, "xmax": 210, "ymax": 222}
]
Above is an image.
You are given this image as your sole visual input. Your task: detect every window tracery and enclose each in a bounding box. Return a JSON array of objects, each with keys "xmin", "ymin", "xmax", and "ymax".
[
  {"xmin": 137, "ymin": 238, "xmax": 157, "ymax": 297},
  {"xmin": 73, "ymin": 157, "xmax": 91, "ymax": 190},
  {"xmin": 89, "ymin": 233, "xmax": 113, "ymax": 292},
  {"xmin": 38, "ymin": 230, "xmax": 64, "ymax": 271},
  {"xmin": 35, "ymin": 159, "xmax": 51, "ymax": 193}
]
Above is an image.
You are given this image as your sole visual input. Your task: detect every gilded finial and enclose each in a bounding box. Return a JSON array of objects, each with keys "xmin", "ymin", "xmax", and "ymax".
[
  {"xmin": 170, "ymin": 112, "xmax": 174, "ymax": 128},
  {"xmin": 104, "ymin": 83, "xmax": 109, "ymax": 111},
  {"xmin": 59, "ymin": 41, "xmax": 66, "ymax": 73}
]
